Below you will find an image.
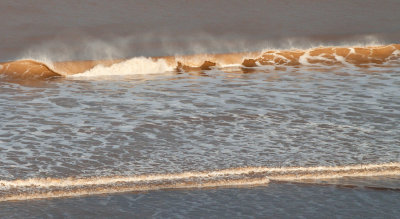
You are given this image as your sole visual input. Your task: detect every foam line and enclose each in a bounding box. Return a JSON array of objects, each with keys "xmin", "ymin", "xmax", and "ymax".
[{"xmin": 1, "ymin": 162, "xmax": 399, "ymax": 202}]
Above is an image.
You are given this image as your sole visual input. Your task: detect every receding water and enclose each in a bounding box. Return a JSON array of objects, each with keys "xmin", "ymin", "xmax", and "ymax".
[
  {"xmin": 2, "ymin": 180, "xmax": 400, "ymax": 219},
  {"xmin": 1, "ymin": 65, "xmax": 399, "ymax": 180}
]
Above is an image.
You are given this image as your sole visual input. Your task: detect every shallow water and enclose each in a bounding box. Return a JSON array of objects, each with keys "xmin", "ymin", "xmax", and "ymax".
[{"xmin": 1, "ymin": 65, "xmax": 399, "ymax": 180}]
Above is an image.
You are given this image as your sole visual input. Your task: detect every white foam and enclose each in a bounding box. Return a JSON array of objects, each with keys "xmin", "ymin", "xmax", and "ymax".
[
  {"xmin": 333, "ymin": 53, "xmax": 347, "ymax": 64},
  {"xmin": 298, "ymin": 51, "xmax": 311, "ymax": 65},
  {"xmin": 220, "ymin": 64, "xmax": 242, "ymax": 68},
  {"xmin": 69, "ymin": 57, "xmax": 173, "ymax": 78}
]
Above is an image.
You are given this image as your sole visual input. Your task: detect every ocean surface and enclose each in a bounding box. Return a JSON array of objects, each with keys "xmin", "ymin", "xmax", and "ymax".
[{"xmin": 1, "ymin": 1, "xmax": 400, "ymax": 218}]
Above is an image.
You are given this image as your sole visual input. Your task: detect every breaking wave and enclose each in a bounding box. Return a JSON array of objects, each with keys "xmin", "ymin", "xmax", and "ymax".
[
  {"xmin": 0, "ymin": 44, "xmax": 399, "ymax": 79},
  {"xmin": 1, "ymin": 162, "xmax": 399, "ymax": 201},
  {"xmin": 70, "ymin": 57, "xmax": 173, "ymax": 77}
]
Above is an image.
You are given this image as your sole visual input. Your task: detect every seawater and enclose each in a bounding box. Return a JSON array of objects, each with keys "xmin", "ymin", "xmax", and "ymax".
[
  {"xmin": 1, "ymin": 64, "xmax": 400, "ymax": 216},
  {"xmin": 1, "ymin": 0, "xmax": 400, "ymax": 218}
]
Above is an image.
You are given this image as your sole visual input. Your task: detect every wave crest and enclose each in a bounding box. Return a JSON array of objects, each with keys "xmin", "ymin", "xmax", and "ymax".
[{"xmin": 0, "ymin": 44, "xmax": 399, "ymax": 80}]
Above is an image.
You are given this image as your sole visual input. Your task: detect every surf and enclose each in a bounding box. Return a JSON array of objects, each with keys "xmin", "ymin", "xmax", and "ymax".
[
  {"xmin": 1, "ymin": 162, "xmax": 399, "ymax": 202},
  {"xmin": 0, "ymin": 44, "xmax": 399, "ymax": 80}
]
